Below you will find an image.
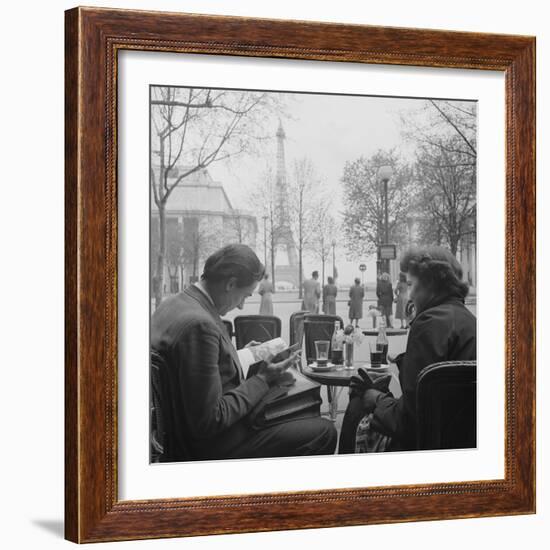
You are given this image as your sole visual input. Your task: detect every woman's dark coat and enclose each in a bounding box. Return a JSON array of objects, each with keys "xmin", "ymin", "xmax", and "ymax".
[{"xmin": 373, "ymin": 296, "xmax": 476, "ymax": 450}]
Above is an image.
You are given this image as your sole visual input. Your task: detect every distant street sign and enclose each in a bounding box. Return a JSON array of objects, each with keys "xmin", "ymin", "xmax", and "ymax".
[
  {"xmin": 359, "ymin": 264, "xmax": 367, "ymax": 272},
  {"xmin": 378, "ymin": 244, "xmax": 397, "ymax": 260}
]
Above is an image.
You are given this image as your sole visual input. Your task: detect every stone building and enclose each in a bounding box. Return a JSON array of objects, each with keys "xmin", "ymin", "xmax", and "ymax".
[{"xmin": 151, "ymin": 166, "xmax": 258, "ymax": 294}]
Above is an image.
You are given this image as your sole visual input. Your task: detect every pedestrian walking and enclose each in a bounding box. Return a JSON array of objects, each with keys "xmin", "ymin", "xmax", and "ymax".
[
  {"xmin": 376, "ymin": 272, "xmax": 394, "ymax": 328},
  {"xmin": 258, "ymin": 273, "xmax": 274, "ymax": 315},
  {"xmin": 303, "ymin": 271, "xmax": 321, "ymax": 313},
  {"xmin": 322, "ymin": 276, "xmax": 338, "ymax": 315},
  {"xmin": 348, "ymin": 277, "xmax": 365, "ymax": 327},
  {"xmin": 394, "ymin": 272, "xmax": 409, "ymax": 328}
]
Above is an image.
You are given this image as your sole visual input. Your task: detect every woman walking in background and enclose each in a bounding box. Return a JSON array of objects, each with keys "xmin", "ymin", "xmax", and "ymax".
[
  {"xmin": 322, "ymin": 276, "xmax": 338, "ymax": 315},
  {"xmin": 394, "ymin": 272, "xmax": 409, "ymax": 329},
  {"xmin": 376, "ymin": 272, "xmax": 394, "ymax": 328},
  {"xmin": 348, "ymin": 278, "xmax": 365, "ymax": 327},
  {"xmin": 258, "ymin": 273, "xmax": 273, "ymax": 315}
]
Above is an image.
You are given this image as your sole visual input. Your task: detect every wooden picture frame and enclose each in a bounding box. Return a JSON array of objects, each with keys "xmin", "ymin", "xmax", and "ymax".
[{"xmin": 65, "ymin": 6, "xmax": 536, "ymax": 543}]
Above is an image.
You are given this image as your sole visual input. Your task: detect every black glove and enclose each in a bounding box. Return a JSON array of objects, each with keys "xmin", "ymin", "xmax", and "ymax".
[{"xmin": 349, "ymin": 367, "xmax": 392, "ymax": 399}]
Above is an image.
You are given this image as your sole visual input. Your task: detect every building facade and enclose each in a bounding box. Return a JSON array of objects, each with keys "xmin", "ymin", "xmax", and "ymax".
[{"xmin": 151, "ymin": 166, "xmax": 258, "ymax": 294}]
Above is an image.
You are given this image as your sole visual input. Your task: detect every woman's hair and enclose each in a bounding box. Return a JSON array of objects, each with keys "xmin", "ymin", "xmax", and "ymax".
[
  {"xmin": 354, "ymin": 277, "xmax": 361, "ymax": 285},
  {"xmin": 399, "ymin": 246, "xmax": 469, "ymax": 300},
  {"xmin": 399, "ymin": 272, "xmax": 407, "ymax": 283},
  {"xmin": 201, "ymin": 244, "xmax": 265, "ymax": 288},
  {"xmin": 327, "ymin": 276, "xmax": 334, "ymax": 285}
]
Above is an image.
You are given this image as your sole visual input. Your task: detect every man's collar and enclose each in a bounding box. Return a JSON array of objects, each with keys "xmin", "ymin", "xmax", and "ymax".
[{"xmin": 194, "ymin": 281, "xmax": 215, "ymax": 307}]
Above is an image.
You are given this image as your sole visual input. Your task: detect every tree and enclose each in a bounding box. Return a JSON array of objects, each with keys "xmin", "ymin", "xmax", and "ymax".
[
  {"xmin": 247, "ymin": 166, "xmax": 278, "ymax": 285},
  {"xmin": 414, "ymin": 135, "xmax": 476, "ymax": 255},
  {"xmin": 181, "ymin": 219, "xmax": 224, "ymax": 283},
  {"xmin": 402, "ymin": 99, "xmax": 477, "ymax": 255},
  {"xmin": 287, "ymin": 157, "xmax": 322, "ymax": 298},
  {"xmin": 341, "ymin": 150, "xmax": 415, "ymax": 260},
  {"xmin": 150, "ymin": 86, "xmax": 281, "ymax": 308},
  {"xmin": 307, "ymin": 200, "xmax": 338, "ymax": 288},
  {"xmin": 402, "ymin": 99, "xmax": 476, "ymax": 161}
]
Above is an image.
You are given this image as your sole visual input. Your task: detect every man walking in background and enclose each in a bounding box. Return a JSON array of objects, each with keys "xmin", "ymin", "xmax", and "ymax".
[{"xmin": 303, "ymin": 271, "xmax": 321, "ymax": 313}]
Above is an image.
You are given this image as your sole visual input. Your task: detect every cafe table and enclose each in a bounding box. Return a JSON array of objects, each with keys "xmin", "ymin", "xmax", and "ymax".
[
  {"xmin": 302, "ymin": 361, "xmax": 401, "ymax": 422},
  {"xmin": 361, "ymin": 328, "xmax": 408, "ymax": 336}
]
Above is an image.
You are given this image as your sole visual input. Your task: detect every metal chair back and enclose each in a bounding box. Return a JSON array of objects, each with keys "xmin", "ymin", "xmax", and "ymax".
[
  {"xmin": 416, "ymin": 360, "xmax": 477, "ymax": 450},
  {"xmin": 303, "ymin": 314, "xmax": 344, "ymax": 365},
  {"xmin": 233, "ymin": 315, "xmax": 282, "ymax": 350}
]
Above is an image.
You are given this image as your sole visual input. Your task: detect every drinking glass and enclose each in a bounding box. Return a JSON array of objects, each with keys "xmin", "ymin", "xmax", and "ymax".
[
  {"xmin": 314, "ymin": 340, "xmax": 330, "ymax": 365},
  {"xmin": 369, "ymin": 342, "xmax": 383, "ymax": 368}
]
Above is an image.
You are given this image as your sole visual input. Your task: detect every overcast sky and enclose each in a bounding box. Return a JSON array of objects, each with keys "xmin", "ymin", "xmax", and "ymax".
[{"xmin": 205, "ymin": 91, "xmax": 429, "ymax": 284}]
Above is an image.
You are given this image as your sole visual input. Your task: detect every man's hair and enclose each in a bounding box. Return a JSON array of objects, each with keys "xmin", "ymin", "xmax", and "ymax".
[
  {"xmin": 399, "ymin": 246, "xmax": 469, "ymax": 300},
  {"xmin": 354, "ymin": 277, "xmax": 361, "ymax": 284},
  {"xmin": 201, "ymin": 244, "xmax": 265, "ymax": 288},
  {"xmin": 312, "ymin": 271, "xmax": 319, "ymax": 278}
]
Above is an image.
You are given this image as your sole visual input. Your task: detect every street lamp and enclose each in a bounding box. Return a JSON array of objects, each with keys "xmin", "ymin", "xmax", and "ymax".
[{"xmin": 378, "ymin": 165, "xmax": 393, "ymax": 274}]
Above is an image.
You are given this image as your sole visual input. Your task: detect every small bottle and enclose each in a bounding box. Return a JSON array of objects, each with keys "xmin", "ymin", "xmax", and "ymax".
[
  {"xmin": 376, "ymin": 318, "xmax": 389, "ymax": 364},
  {"xmin": 331, "ymin": 321, "xmax": 343, "ymax": 365}
]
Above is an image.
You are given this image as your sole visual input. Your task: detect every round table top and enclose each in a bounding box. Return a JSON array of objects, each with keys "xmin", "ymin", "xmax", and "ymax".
[
  {"xmin": 302, "ymin": 362, "xmax": 392, "ymax": 386},
  {"xmin": 362, "ymin": 328, "xmax": 408, "ymax": 336}
]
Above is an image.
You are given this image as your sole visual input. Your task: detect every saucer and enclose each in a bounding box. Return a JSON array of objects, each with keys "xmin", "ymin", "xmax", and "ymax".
[{"xmin": 308, "ymin": 362, "xmax": 335, "ymax": 372}]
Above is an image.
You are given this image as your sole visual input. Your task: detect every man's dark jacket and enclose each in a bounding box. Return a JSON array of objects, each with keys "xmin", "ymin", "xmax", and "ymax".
[
  {"xmin": 151, "ymin": 286, "xmax": 270, "ymax": 460},
  {"xmin": 373, "ymin": 296, "xmax": 476, "ymax": 450}
]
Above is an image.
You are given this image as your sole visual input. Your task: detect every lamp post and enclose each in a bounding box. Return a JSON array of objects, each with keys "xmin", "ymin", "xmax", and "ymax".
[
  {"xmin": 378, "ymin": 165, "xmax": 393, "ymax": 274},
  {"xmin": 331, "ymin": 239, "xmax": 337, "ymax": 281}
]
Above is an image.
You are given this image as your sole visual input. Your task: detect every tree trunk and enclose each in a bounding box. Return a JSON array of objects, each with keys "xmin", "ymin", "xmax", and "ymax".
[
  {"xmin": 154, "ymin": 203, "xmax": 166, "ymax": 309},
  {"xmin": 321, "ymin": 259, "xmax": 325, "ymax": 300},
  {"xmin": 270, "ymin": 220, "xmax": 276, "ymax": 292},
  {"xmin": 298, "ymin": 245, "xmax": 303, "ymax": 299},
  {"xmin": 449, "ymin": 235, "xmax": 459, "ymax": 256}
]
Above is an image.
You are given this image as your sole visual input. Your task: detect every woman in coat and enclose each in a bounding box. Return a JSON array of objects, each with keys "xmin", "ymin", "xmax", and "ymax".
[
  {"xmin": 339, "ymin": 247, "xmax": 476, "ymax": 453},
  {"xmin": 348, "ymin": 278, "xmax": 365, "ymax": 327},
  {"xmin": 376, "ymin": 272, "xmax": 394, "ymax": 328},
  {"xmin": 322, "ymin": 276, "xmax": 338, "ymax": 315},
  {"xmin": 258, "ymin": 273, "xmax": 273, "ymax": 315},
  {"xmin": 394, "ymin": 272, "xmax": 409, "ymax": 329}
]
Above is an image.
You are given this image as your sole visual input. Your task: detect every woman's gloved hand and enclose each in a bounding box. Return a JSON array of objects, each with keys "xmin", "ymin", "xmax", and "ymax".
[{"xmin": 349, "ymin": 367, "xmax": 392, "ymax": 400}]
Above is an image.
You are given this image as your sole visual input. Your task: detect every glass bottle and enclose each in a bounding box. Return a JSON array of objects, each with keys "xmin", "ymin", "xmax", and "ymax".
[
  {"xmin": 376, "ymin": 318, "xmax": 389, "ymax": 364},
  {"xmin": 331, "ymin": 321, "xmax": 343, "ymax": 365}
]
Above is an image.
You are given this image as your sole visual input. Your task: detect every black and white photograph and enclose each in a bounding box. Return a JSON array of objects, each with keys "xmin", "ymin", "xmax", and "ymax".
[{"xmin": 149, "ymin": 85, "xmax": 477, "ymax": 463}]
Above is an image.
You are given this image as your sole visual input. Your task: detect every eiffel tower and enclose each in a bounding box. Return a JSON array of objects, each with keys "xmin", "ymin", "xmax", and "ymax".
[{"xmin": 272, "ymin": 121, "xmax": 301, "ymax": 288}]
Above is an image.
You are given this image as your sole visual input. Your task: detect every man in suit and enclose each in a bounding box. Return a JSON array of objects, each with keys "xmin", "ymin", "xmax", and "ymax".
[
  {"xmin": 303, "ymin": 270, "xmax": 321, "ymax": 313},
  {"xmin": 151, "ymin": 244, "xmax": 336, "ymax": 461}
]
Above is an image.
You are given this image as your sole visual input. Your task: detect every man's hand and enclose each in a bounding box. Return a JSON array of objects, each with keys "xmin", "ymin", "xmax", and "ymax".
[
  {"xmin": 244, "ymin": 340, "xmax": 261, "ymax": 349},
  {"xmin": 256, "ymin": 351, "xmax": 301, "ymax": 386}
]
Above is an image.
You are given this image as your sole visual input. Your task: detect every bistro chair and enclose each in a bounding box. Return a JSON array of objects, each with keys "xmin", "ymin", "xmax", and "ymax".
[
  {"xmin": 150, "ymin": 348, "xmax": 195, "ymax": 463},
  {"xmin": 339, "ymin": 360, "xmax": 477, "ymax": 454},
  {"xmin": 416, "ymin": 360, "xmax": 477, "ymax": 450},
  {"xmin": 150, "ymin": 349, "xmax": 166, "ymax": 463},
  {"xmin": 289, "ymin": 311, "xmax": 306, "ymax": 347},
  {"xmin": 233, "ymin": 315, "xmax": 282, "ymax": 350},
  {"xmin": 303, "ymin": 314, "xmax": 344, "ymax": 365},
  {"xmin": 289, "ymin": 311, "xmax": 306, "ymax": 373}
]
